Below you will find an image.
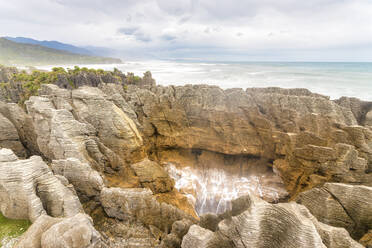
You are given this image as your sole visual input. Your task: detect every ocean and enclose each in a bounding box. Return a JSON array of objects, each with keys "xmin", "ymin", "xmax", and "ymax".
[{"xmin": 38, "ymin": 61, "xmax": 372, "ymax": 101}]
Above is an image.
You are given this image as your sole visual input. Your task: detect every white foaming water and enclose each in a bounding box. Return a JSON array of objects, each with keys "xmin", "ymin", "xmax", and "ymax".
[
  {"xmin": 38, "ymin": 60, "xmax": 372, "ymax": 101},
  {"xmin": 166, "ymin": 164, "xmax": 283, "ymax": 215}
]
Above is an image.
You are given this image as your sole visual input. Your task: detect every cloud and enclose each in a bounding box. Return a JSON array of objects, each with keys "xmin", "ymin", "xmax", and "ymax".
[
  {"xmin": 117, "ymin": 27, "xmax": 152, "ymax": 42},
  {"xmin": 118, "ymin": 27, "xmax": 139, "ymax": 35},
  {"xmin": 161, "ymin": 34, "xmax": 177, "ymax": 41},
  {"xmin": 0, "ymin": 0, "xmax": 371, "ymax": 61},
  {"xmin": 134, "ymin": 32, "xmax": 152, "ymax": 42}
]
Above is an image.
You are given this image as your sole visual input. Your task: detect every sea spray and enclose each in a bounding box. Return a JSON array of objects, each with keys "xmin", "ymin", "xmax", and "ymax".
[{"xmin": 166, "ymin": 163, "xmax": 286, "ymax": 215}]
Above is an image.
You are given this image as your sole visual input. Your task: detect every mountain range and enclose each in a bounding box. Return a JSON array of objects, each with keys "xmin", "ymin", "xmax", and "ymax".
[{"xmin": 0, "ymin": 37, "xmax": 121, "ymax": 66}]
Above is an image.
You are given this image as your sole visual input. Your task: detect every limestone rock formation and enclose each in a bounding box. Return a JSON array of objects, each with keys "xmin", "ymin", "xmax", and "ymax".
[
  {"xmin": 100, "ymin": 187, "xmax": 195, "ymax": 233},
  {"xmin": 296, "ymin": 183, "xmax": 372, "ymax": 239},
  {"xmin": 181, "ymin": 194, "xmax": 363, "ymax": 248},
  {"xmin": 20, "ymin": 84, "xmax": 147, "ymax": 187},
  {"xmin": 0, "ymin": 66, "xmax": 371, "ymax": 248},
  {"xmin": 15, "ymin": 214, "xmax": 102, "ymax": 248},
  {"xmin": 114, "ymin": 83, "xmax": 372, "ymax": 197},
  {"xmin": 335, "ymin": 96, "xmax": 372, "ymax": 126},
  {"xmin": 0, "ymin": 149, "xmax": 82, "ymax": 222},
  {"xmin": 40, "ymin": 213, "xmax": 102, "ymax": 248},
  {"xmin": 0, "ymin": 101, "xmax": 41, "ymax": 157},
  {"xmin": 0, "ymin": 112, "xmax": 27, "ymax": 157},
  {"xmin": 51, "ymin": 158, "xmax": 104, "ymax": 199},
  {"xmin": 15, "ymin": 215, "xmax": 62, "ymax": 248},
  {"xmin": 71, "ymin": 86, "xmax": 144, "ymax": 164},
  {"xmin": 130, "ymin": 158, "xmax": 174, "ymax": 193}
]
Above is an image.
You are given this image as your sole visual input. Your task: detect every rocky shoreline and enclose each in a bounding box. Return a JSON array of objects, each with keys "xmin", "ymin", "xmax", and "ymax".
[{"xmin": 0, "ymin": 66, "xmax": 371, "ymax": 247}]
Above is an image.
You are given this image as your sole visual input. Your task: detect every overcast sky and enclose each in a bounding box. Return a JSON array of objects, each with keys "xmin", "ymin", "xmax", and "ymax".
[{"xmin": 1, "ymin": 0, "xmax": 372, "ymax": 61}]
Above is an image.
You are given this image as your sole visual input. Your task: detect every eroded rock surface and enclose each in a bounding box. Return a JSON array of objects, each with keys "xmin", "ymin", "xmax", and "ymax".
[
  {"xmin": 111, "ymin": 83, "xmax": 372, "ymax": 197},
  {"xmin": 0, "ymin": 149, "xmax": 82, "ymax": 222},
  {"xmin": 130, "ymin": 158, "xmax": 174, "ymax": 193},
  {"xmin": 51, "ymin": 158, "xmax": 104, "ymax": 199},
  {"xmin": 0, "ymin": 68, "xmax": 371, "ymax": 247},
  {"xmin": 182, "ymin": 195, "xmax": 363, "ymax": 248},
  {"xmin": 15, "ymin": 214, "xmax": 102, "ymax": 248},
  {"xmin": 100, "ymin": 187, "xmax": 195, "ymax": 233},
  {"xmin": 296, "ymin": 183, "xmax": 372, "ymax": 239}
]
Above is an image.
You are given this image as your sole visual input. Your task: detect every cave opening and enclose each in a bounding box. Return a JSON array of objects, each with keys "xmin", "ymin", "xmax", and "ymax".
[{"xmin": 160, "ymin": 148, "xmax": 288, "ymax": 215}]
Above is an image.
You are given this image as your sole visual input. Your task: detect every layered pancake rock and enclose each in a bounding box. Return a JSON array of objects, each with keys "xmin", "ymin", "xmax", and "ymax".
[{"xmin": 0, "ymin": 66, "xmax": 371, "ymax": 247}]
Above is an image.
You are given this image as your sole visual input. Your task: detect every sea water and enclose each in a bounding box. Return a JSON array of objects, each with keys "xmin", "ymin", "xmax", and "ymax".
[{"xmin": 39, "ymin": 61, "xmax": 372, "ymax": 101}]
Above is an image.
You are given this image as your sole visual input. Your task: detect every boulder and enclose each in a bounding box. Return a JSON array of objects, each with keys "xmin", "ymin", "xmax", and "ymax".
[
  {"xmin": 15, "ymin": 214, "xmax": 102, "ymax": 248},
  {"xmin": 100, "ymin": 187, "xmax": 195, "ymax": 233},
  {"xmin": 15, "ymin": 215, "xmax": 62, "ymax": 248},
  {"xmin": 40, "ymin": 213, "xmax": 102, "ymax": 248},
  {"xmin": 130, "ymin": 158, "xmax": 174, "ymax": 193},
  {"xmin": 158, "ymin": 219, "xmax": 194, "ymax": 248},
  {"xmin": 181, "ymin": 225, "xmax": 215, "ymax": 248}
]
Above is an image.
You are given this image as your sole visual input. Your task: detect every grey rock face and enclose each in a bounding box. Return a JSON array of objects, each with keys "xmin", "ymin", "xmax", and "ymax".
[
  {"xmin": 71, "ymin": 86, "xmax": 144, "ymax": 164},
  {"xmin": 0, "ymin": 149, "xmax": 82, "ymax": 222},
  {"xmin": 296, "ymin": 183, "xmax": 372, "ymax": 239},
  {"xmin": 0, "ymin": 102, "xmax": 41, "ymax": 156},
  {"xmin": 366, "ymin": 110, "xmax": 372, "ymax": 126},
  {"xmin": 17, "ymin": 84, "xmax": 146, "ymax": 187},
  {"xmin": 181, "ymin": 225, "xmax": 215, "ymax": 248},
  {"xmin": 15, "ymin": 215, "xmax": 62, "ymax": 248},
  {"xmin": 158, "ymin": 219, "xmax": 194, "ymax": 248},
  {"xmin": 314, "ymin": 221, "xmax": 364, "ymax": 248},
  {"xmin": 51, "ymin": 158, "xmax": 104, "ymax": 199},
  {"xmin": 25, "ymin": 94, "xmax": 96, "ymax": 162},
  {"xmin": 181, "ymin": 194, "xmax": 362, "ymax": 248},
  {"xmin": 15, "ymin": 214, "xmax": 102, "ymax": 248},
  {"xmin": 130, "ymin": 158, "xmax": 174, "ymax": 193},
  {"xmin": 40, "ymin": 213, "xmax": 102, "ymax": 248},
  {"xmin": 0, "ymin": 112, "xmax": 27, "ymax": 157},
  {"xmin": 100, "ymin": 187, "xmax": 194, "ymax": 233},
  {"xmin": 335, "ymin": 96, "xmax": 372, "ymax": 125}
]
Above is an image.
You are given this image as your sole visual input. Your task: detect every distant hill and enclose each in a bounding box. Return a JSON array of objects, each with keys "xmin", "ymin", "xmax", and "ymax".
[
  {"xmin": 0, "ymin": 38, "xmax": 121, "ymax": 66},
  {"xmin": 4, "ymin": 36, "xmax": 93, "ymax": 55}
]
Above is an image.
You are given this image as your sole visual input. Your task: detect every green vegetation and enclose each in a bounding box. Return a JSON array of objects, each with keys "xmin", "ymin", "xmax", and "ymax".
[
  {"xmin": 13, "ymin": 69, "xmax": 61, "ymax": 100},
  {"xmin": 0, "ymin": 65, "xmax": 148, "ymax": 104},
  {"xmin": 126, "ymin": 72, "xmax": 141, "ymax": 84},
  {"xmin": 0, "ymin": 38, "xmax": 121, "ymax": 66},
  {"xmin": 0, "ymin": 212, "xmax": 31, "ymax": 247},
  {"xmin": 7, "ymin": 66, "xmax": 121, "ymax": 103}
]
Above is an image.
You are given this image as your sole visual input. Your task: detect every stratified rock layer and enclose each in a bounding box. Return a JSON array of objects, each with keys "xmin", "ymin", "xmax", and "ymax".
[
  {"xmin": 181, "ymin": 194, "xmax": 363, "ymax": 248},
  {"xmin": 0, "ymin": 149, "xmax": 82, "ymax": 222},
  {"xmin": 100, "ymin": 187, "xmax": 194, "ymax": 233},
  {"xmin": 0, "ymin": 68, "xmax": 370, "ymax": 248},
  {"xmin": 112, "ymin": 84, "xmax": 372, "ymax": 197},
  {"xmin": 15, "ymin": 214, "xmax": 102, "ymax": 248},
  {"xmin": 296, "ymin": 183, "xmax": 372, "ymax": 239}
]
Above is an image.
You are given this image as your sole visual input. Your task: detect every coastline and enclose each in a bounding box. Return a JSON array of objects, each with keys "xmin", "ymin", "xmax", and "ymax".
[{"xmin": 35, "ymin": 60, "xmax": 372, "ymax": 101}]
